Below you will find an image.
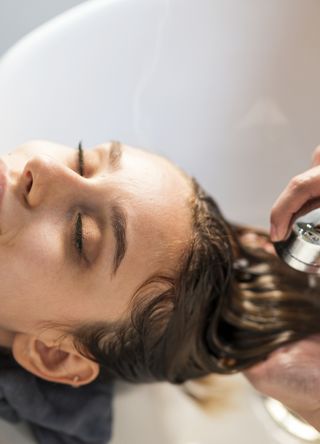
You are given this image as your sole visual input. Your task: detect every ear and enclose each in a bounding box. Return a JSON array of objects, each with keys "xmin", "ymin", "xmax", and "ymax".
[{"xmin": 11, "ymin": 333, "xmax": 100, "ymax": 388}]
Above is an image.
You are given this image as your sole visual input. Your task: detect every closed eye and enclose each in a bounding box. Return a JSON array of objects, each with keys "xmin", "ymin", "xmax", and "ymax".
[
  {"xmin": 73, "ymin": 141, "xmax": 85, "ymax": 257},
  {"xmin": 78, "ymin": 140, "xmax": 84, "ymax": 176}
]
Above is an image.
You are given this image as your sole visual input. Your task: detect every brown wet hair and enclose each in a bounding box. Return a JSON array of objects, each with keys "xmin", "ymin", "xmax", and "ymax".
[{"xmin": 46, "ymin": 177, "xmax": 320, "ymax": 384}]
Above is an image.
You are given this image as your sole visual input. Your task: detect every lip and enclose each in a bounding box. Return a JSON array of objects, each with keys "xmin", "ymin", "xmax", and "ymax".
[{"xmin": 0, "ymin": 158, "xmax": 8, "ymax": 213}]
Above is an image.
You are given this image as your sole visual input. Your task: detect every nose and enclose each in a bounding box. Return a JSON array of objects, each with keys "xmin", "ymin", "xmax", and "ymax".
[{"xmin": 19, "ymin": 154, "xmax": 87, "ymax": 208}]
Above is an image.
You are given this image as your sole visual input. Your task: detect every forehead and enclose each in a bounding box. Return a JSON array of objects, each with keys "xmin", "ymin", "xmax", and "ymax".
[
  {"xmin": 114, "ymin": 144, "xmax": 194, "ymax": 267},
  {"xmin": 86, "ymin": 143, "xmax": 194, "ymax": 319},
  {"xmin": 121, "ymin": 144, "xmax": 190, "ymax": 202}
]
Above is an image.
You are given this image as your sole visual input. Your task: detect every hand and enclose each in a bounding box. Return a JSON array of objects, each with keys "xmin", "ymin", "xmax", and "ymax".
[
  {"xmin": 244, "ymin": 334, "xmax": 320, "ymax": 430},
  {"xmin": 270, "ymin": 145, "xmax": 320, "ymax": 242},
  {"xmin": 244, "ymin": 146, "xmax": 320, "ymax": 430}
]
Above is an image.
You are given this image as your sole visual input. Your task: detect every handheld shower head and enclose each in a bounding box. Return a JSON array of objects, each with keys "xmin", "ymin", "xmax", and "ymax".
[{"xmin": 274, "ymin": 209, "xmax": 320, "ymax": 274}]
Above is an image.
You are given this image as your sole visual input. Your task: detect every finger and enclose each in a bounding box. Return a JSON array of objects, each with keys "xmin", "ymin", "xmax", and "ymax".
[
  {"xmin": 270, "ymin": 166, "xmax": 320, "ymax": 241},
  {"xmin": 272, "ymin": 196, "xmax": 320, "ymax": 242},
  {"xmin": 311, "ymin": 145, "xmax": 320, "ymax": 167}
]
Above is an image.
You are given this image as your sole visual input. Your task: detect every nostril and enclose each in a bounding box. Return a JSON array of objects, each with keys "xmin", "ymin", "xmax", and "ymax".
[{"xmin": 25, "ymin": 171, "xmax": 33, "ymax": 193}]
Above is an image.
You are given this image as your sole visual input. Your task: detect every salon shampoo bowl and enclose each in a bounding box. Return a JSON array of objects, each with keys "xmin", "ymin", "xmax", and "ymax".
[{"xmin": 1, "ymin": 0, "xmax": 320, "ymax": 443}]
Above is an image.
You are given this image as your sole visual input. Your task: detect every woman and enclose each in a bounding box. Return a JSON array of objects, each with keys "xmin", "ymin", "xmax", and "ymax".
[
  {"xmin": 0, "ymin": 139, "xmax": 193, "ymax": 387},
  {"xmin": 1, "ymin": 139, "xmax": 320, "ymax": 425}
]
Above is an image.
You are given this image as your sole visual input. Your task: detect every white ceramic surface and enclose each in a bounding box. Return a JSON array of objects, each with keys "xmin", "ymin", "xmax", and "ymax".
[
  {"xmin": 1, "ymin": 0, "xmax": 320, "ymax": 229},
  {"xmin": 0, "ymin": 0, "xmax": 319, "ymax": 443}
]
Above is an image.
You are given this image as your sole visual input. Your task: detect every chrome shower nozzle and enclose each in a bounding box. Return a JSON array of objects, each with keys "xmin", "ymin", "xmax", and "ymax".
[{"xmin": 274, "ymin": 209, "xmax": 320, "ymax": 274}]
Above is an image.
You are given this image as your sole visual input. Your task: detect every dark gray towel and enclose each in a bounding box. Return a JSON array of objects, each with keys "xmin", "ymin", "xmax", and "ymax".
[{"xmin": 0, "ymin": 349, "xmax": 113, "ymax": 444}]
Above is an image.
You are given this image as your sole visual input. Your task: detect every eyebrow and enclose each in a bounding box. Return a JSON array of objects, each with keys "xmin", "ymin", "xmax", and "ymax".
[
  {"xmin": 105, "ymin": 142, "xmax": 127, "ymax": 276},
  {"xmin": 110, "ymin": 204, "xmax": 128, "ymax": 276}
]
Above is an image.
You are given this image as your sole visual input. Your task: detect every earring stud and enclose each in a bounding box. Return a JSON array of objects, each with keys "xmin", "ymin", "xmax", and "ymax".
[{"xmin": 71, "ymin": 375, "xmax": 80, "ymax": 387}]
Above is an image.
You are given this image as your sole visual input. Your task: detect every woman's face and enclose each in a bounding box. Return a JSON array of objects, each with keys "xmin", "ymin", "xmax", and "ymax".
[{"xmin": 0, "ymin": 140, "xmax": 192, "ymax": 357}]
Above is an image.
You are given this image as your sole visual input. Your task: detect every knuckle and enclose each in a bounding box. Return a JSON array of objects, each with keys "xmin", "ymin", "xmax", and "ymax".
[{"xmin": 289, "ymin": 174, "xmax": 311, "ymax": 193}]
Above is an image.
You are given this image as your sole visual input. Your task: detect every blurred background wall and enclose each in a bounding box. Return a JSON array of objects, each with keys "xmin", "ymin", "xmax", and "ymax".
[{"xmin": 0, "ymin": 0, "xmax": 86, "ymax": 57}]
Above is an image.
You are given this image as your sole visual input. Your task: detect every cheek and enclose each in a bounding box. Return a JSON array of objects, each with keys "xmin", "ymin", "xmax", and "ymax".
[
  {"xmin": 0, "ymin": 226, "xmax": 69, "ymax": 331},
  {"xmin": 0, "ymin": 224, "xmax": 63, "ymax": 290}
]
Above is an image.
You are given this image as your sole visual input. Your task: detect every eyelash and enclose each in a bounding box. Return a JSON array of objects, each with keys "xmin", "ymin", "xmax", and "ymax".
[{"xmin": 72, "ymin": 141, "xmax": 85, "ymax": 256}]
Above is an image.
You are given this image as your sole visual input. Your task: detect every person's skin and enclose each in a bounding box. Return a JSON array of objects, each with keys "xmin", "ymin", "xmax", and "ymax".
[
  {"xmin": 244, "ymin": 144, "xmax": 320, "ymax": 431},
  {"xmin": 0, "ymin": 140, "xmax": 193, "ymax": 387}
]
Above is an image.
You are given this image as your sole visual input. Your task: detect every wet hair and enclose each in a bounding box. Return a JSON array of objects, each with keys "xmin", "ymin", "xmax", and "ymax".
[{"xmin": 53, "ymin": 177, "xmax": 320, "ymax": 384}]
